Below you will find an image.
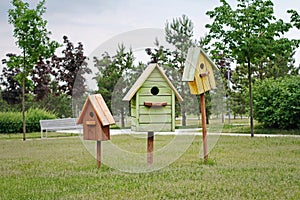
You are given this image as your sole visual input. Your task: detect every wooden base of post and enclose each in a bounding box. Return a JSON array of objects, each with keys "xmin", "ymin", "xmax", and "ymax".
[
  {"xmin": 147, "ymin": 131, "xmax": 154, "ymax": 165},
  {"xmin": 97, "ymin": 141, "xmax": 101, "ymax": 168},
  {"xmin": 200, "ymin": 94, "xmax": 208, "ymax": 163}
]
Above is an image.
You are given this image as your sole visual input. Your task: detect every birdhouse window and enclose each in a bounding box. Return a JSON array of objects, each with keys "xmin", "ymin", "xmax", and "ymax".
[
  {"xmin": 89, "ymin": 112, "xmax": 94, "ymax": 118},
  {"xmin": 200, "ymin": 63, "xmax": 205, "ymax": 69},
  {"xmin": 151, "ymin": 86, "xmax": 159, "ymax": 95}
]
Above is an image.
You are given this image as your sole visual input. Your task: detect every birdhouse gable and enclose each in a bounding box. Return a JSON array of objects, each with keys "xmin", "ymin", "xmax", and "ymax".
[
  {"xmin": 123, "ymin": 63, "xmax": 183, "ymax": 102},
  {"xmin": 77, "ymin": 94, "xmax": 115, "ymax": 126},
  {"xmin": 183, "ymin": 47, "xmax": 217, "ymax": 81},
  {"xmin": 182, "ymin": 47, "xmax": 217, "ymax": 94}
]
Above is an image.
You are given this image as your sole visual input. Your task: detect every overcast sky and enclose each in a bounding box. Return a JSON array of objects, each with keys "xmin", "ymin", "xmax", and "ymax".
[{"xmin": 1, "ymin": 0, "xmax": 300, "ymax": 65}]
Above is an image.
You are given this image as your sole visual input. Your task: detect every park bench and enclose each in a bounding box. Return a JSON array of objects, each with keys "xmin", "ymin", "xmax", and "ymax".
[{"xmin": 40, "ymin": 118, "xmax": 82, "ymax": 138}]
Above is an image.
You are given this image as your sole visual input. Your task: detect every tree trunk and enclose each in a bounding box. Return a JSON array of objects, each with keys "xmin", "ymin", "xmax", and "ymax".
[
  {"xmin": 22, "ymin": 76, "xmax": 26, "ymax": 141},
  {"xmin": 206, "ymin": 111, "xmax": 209, "ymax": 125},
  {"xmin": 222, "ymin": 112, "xmax": 224, "ymax": 123},
  {"xmin": 22, "ymin": 49, "xmax": 26, "ymax": 141},
  {"xmin": 247, "ymin": 59, "xmax": 254, "ymax": 137},
  {"xmin": 121, "ymin": 106, "xmax": 125, "ymax": 128},
  {"xmin": 181, "ymin": 102, "xmax": 186, "ymax": 126}
]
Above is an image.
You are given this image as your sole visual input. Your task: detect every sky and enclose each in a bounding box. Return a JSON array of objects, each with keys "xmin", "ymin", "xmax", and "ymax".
[{"xmin": 0, "ymin": 0, "xmax": 300, "ymax": 66}]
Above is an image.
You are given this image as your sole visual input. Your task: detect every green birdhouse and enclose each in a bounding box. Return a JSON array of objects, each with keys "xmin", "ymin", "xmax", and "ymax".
[{"xmin": 123, "ymin": 63, "xmax": 183, "ymax": 132}]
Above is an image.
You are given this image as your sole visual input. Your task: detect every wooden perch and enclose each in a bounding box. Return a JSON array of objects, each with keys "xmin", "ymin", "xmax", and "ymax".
[
  {"xmin": 144, "ymin": 102, "xmax": 167, "ymax": 107},
  {"xmin": 199, "ymin": 71, "xmax": 210, "ymax": 77}
]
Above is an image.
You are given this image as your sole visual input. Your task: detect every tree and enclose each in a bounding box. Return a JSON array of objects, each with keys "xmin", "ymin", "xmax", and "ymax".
[
  {"xmin": 32, "ymin": 57, "xmax": 52, "ymax": 101},
  {"xmin": 51, "ymin": 36, "xmax": 90, "ymax": 99},
  {"xmin": 204, "ymin": 0, "xmax": 300, "ymax": 136},
  {"xmin": 165, "ymin": 14, "xmax": 196, "ymax": 126},
  {"xmin": 94, "ymin": 44, "xmax": 134, "ymax": 127},
  {"xmin": 7, "ymin": 0, "xmax": 59, "ymax": 140},
  {"xmin": 1, "ymin": 55, "xmax": 22, "ymax": 106},
  {"xmin": 288, "ymin": 9, "xmax": 300, "ymax": 29}
]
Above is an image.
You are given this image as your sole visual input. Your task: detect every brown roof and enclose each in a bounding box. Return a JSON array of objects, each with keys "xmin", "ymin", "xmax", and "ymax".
[
  {"xmin": 77, "ymin": 94, "xmax": 115, "ymax": 126},
  {"xmin": 122, "ymin": 63, "xmax": 183, "ymax": 102}
]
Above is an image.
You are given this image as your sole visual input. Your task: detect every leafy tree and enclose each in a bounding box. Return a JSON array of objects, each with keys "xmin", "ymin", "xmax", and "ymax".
[
  {"xmin": 0, "ymin": 93, "xmax": 16, "ymax": 112},
  {"xmin": 7, "ymin": 0, "xmax": 59, "ymax": 140},
  {"xmin": 51, "ymin": 36, "xmax": 90, "ymax": 99},
  {"xmin": 94, "ymin": 44, "xmax": 134, "ymax": 127},
  {"xmin": 145, "ymin": 39, "xmax": 170, "ymax": 65},
  {"xmin": 32, "ymin": 57, "xmax": 52, "ymax": 101},
  {"xmin": 214, "ymin": 54, "xmax": 234, "ymax": 122},
  {"xmin": 34, "ymin": 93, "xmax": 73, "ymax": 118},
  {"xmin": 165, "ymin": 14, "xmax": 197, "ymax": 126},
  {"xmin": 1, "ymin": 56, "xmax": 22, "ymax": 105},
  {"xmin": 204, "ymin": 0, "xmax": 300, "ymax": 136},
  {"xmin": 253, "ymin": 76, "xmax": 300, "ymax": 129},
  {"xmin": 288, "ymin": 9, "xmax": 300, "ymax": 29},
  {"xmin": 230, "ymin": 90, "xmax": 248, "ymax": 119}
]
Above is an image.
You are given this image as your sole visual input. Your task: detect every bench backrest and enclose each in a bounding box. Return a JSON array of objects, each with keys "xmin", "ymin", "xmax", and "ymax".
[{"xmin": 40, "ymin": 118, "xmax": 82, "ymax": 130}]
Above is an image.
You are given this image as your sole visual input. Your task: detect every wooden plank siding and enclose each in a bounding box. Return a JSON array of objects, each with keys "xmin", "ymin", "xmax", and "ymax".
[
  {"xmin": 183, "ymin": 47, "xmax": 217, "ymax": 94},
  {"xmin": 138, "ymin": 87, "xmax": 172, "ymax": 95},
  {"xmin": 133, "ymin": 68, "xmax": 174, "ymax": 132},
  {"xmin": 124, "ymin": 64, "xmax": 182, "ymax": 132}
]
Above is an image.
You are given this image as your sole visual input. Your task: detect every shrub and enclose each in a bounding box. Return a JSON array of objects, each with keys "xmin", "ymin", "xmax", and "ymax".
[
  {"xmin": 26, "ymin": 108, "xmax": 57, "ymax": 133},
  {"xmin": 253, "ymin": 76, "xmax": 300, "ymax": 129},
  {"xmin": 0, "ymin": 112, "xmax": 22, "ymax": 133},
  {"xmin": 0, "ymin": 108, "xmax": 56, "ymax": 133},
  {"xmin": 37, "ymin": 94, "xmax": 73, "ymax": 118}
]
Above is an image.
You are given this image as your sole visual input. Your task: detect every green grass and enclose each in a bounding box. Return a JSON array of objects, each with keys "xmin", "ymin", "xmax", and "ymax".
[
  {"xmin": 0, "ymin": 134, "xmax": 300, "ymax": 199},
  {"xmin": 206, "ymin": 118, "xmax": 300, "ymax": 135},
  {"xmin": 0, "ymin": 132, "xmax": 80, "ymax": 140},
  {"xmin": 176, "ymin": 117, "xmax": 300, "ymax": 135}
]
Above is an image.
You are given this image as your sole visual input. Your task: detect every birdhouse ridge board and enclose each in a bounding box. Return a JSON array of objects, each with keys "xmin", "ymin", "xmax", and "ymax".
[
  {"xmin": 182, "ymin": 47, "xmax": 216, "ymax": 94},
  {"xmin": 77, "ymin": 94, "xmax": 115, "ymax": 141},
  {"xmin": 123, "ymin": 63, "xmax": 183, "ymax": 132}
]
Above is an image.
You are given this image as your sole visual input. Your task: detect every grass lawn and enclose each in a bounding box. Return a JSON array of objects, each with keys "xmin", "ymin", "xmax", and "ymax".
[
  {"xmin": 0, "ymin": 134, "xmax": 299, "ymax": 199},
  {"xmin": 179, "ymin": 117, "xmax": 300, "ymax": 135}
]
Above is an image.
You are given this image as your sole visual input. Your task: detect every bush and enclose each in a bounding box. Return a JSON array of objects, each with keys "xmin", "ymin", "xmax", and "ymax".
[
  {"xmin": 253, "ymin": 76, "xmax": 300, "ymax": 129},
  {"xmin": 0, "ymin": 108, "xmax": 56, "ymax": 133},
  {"xmin": 37, "ymin": 94, "xmax": 73, "ymax": 118},
  {"xmin": 0, "ymin": 112, "xmax": 22, "ymax": 133}
]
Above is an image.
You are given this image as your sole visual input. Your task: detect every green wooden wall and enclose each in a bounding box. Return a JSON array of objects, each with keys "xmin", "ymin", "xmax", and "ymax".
[{"xmin": 130, "ymin": 68, "xmax": 176, "ymax": 132}]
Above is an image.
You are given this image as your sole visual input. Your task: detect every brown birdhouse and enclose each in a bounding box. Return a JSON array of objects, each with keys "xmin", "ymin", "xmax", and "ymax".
[{"xmin": 77, "ymin": 94, "xmax": 115, "ymax": 141}]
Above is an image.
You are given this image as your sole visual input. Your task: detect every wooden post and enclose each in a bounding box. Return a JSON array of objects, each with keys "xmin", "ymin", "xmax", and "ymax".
[
  {"xmin": 200, "ymin": 94, "xmax": 208, "ymax": 163},
  {"xmin": 97, "ymin": 141, "xmax": 101, "ymax": 168},
  {"xmin": 147, "ymin": 131, "xmax": 154, "ymax": 165}
]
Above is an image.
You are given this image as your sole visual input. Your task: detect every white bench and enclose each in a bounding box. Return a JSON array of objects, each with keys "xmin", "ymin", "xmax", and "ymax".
[{"xmin": 40, "ymin": 118, "xmax": 82, "ymax": 138}]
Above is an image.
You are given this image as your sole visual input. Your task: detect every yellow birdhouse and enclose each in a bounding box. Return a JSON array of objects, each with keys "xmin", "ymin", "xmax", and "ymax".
[{"xmin": 182, "ymin": 47, "xmax": 216, "ymax": 94}]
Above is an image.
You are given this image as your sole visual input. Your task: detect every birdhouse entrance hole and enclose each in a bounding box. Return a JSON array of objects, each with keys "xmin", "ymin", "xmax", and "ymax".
[
  {"xmin": 200, "ymin": 63, "xmax": 204, "ymax": 69},
  {"xmin": 89, "ymin": 112, "xmax": 94, "ymax": 118},
  {"xmin": 151, "ymin": 86, "xmax": 159, "ymax": 95}
]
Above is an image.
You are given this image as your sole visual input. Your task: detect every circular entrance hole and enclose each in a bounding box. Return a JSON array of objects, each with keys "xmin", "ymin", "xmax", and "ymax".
[
  {"xmin": 200, "ymin": 63, "xmax": 205, "ymax": 69},
  {"xmin": 151, "ymin": 86, "xmax": 159, "ymax": 95},
  {"xmin": 89, "ymin": 112, "xmax": 94, "ymax": 118}
]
